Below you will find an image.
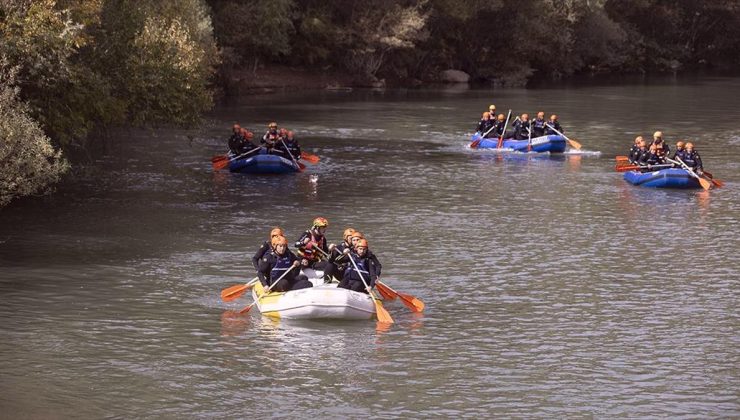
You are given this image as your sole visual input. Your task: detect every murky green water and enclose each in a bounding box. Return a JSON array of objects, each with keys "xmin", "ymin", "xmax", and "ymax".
[{"xmin": 1, "ymin": 77, "xmax": 738, "ymax": 417}]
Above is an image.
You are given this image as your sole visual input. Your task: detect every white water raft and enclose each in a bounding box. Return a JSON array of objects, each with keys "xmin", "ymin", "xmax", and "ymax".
[{"xmin": 251, "ymin": 269, "xmax": 376, "ymax": 320}]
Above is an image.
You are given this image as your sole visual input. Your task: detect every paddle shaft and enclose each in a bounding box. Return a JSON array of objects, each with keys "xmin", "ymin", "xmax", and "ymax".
[
  {"xmin": 667, "ymin": 157, "xmax": 711, "ymax": 190},
  {"xmin": 347, "ymin": 252, "xmax": 392, "ymax": 323},
  {"xmin": 279, "ymin": 138, "xmax": 303, "ymax": 171},
  {"xmin": 240, "ymin": 263, "xmax": 297, "ymax": 313},
  {"xmin": 545, "ymin": 123, "xmax": 581, "ymax": 149},
  {"xmin": 498, "ymin": 110, "xmax": 513, "ymax": 149}
]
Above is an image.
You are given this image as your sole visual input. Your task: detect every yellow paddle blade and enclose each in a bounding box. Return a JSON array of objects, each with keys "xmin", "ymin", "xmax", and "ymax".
[
  {"xmin": 567, "ymin": 138, "xmax": 582, "ymax": 150},
  {"xmin": 374, "ymin": 300, "xmax": 394, "ymax": 324},
  {"xmin": 698, "ymin": 177, "xmax": 712, "ymax": 191}
]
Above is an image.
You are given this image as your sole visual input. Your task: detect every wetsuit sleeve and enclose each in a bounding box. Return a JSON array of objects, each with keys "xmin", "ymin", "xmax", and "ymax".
[
  {"xmin": 258, "ymin": 255, "xmax": 272, "ymax": 286},
  {"xmin": 695, "ymin": 153, "xmax": 703, "ymax": 170},
  {"xmin": 252, "ymin": 242, "xmax": 269, "ymax": 270},
  {"xmin": 295, "ymin": 232, "xmax": 310, "ymax": 249},
  {"xmin": 368, "ymin": 258, "xmax": 379, "ymax": 286}
]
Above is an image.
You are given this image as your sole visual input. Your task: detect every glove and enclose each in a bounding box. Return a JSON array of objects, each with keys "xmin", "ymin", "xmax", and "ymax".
[
  {"xmin": 328, "ymin": 243, "xmax": 336, "ymax": 252},
  {"xmin": 343, "ymin": 248, "xmax": 350, "ymax": 255}
]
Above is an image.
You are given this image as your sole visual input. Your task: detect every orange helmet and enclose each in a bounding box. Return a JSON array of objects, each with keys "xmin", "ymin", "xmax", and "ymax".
[
  {"xmin": 312, "ymin": 217, "xmax": 328, "ymax": 228},
  {"xmin": 279, "ymin": 128, "xmax": 287, "ymax": 135},
  {"xmin": 343, "ymin": 228, "xmax": 356, "ymax": 241},
  {"xmin": 676, "ymin": 141, "xmax": 685, "ymax": 148},
  {"xmin": 550, "ymin": 114, "xmax": 558, "ymax": 121},
  {"xmin": 355, "ymin": 238, "xmax": 368, "ymax": 248},
  {"xmin": 350, "ymin": 231, "xmax": 364, "ymax": 242},
  {"xmin": 232, "ymin": 124, "xmax": 240, "ymax": 130},
  {"xmin": 634, "ymin": 136, "xmax": 643, "ymax": 144},
  {"xmin": 482, "ymin": 112, "xmax": 490, "ymax": 118},
  {"xmin": 497, "ymin": 114, "xmax": 505, "ymax": 121},
  {"xmin": 271, "ymin": 235, "xmax": 288, "ymax": 248},
  {"xmin": 685, "ymin": 142, "xmax": 694, "ymax": 149},
  {"xmin": 537, "ymin": 111, "xmax": 545, "ymax": 118},
  {"xmin": 269, "ymin": 227, "xmax": 284, "ymax": 238},
  {"xmin": 246, "ymin": 131, "xmax": 254, "ymax": 139},
  {"xmin": 287, "ymin": 131, "xmax": 294, "ymax": 140}
]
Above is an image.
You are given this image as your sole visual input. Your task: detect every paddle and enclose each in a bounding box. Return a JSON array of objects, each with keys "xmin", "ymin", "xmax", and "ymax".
[
  {"xmin": 701, "ymin": 170, "xmax": 724, "ymax": 187},
  {"xmin": 213, "ymin": 147, "xmax": 261, "ymax": 170},
  {"xmin": 300, "ymin": 151, "xmax": 320, "ymax": 164},
  {"xmin": 666, "ymin": 157, "xmax": 712, "ymax": 190},
  {"xmin": 545, "ymin": 123, "xmax": 582, "ymax": 150},
  {"xmin": 470, "ymin": 118, "xmax": 499, "ymax": 149},
  {"xmin": 527, "ymin": 120, "xmax": 533, "ymax": 152},
  {"xmin": 497, "ymin": 110, "xmax": 513, "ymax": 149},
  {"xmin": 221, "ymin": 277, "xmax": 260, "ymax": 302},
  {"xmin": 615, "ymin": 163, "xmax": 673, "ymax": 172},
  {"xmin": 279, "ymin": 138, "xmax": 305, "ymax": 171},
  {"xmin": 347, "ymin": 252, "xmax": 393, "ymax": 324},
  {"xmin": 239, "ymin": 263, "xmax": 299, "ymax": 314},
  {"xmin": 376, "ymin": 281, "xmax": 424, "ymax": 313}
]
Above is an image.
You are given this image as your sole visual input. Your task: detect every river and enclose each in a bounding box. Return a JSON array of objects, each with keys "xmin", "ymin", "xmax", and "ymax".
[{"xmin": 0, "ymin": 76, "xmax": 738, "ymax": 418}]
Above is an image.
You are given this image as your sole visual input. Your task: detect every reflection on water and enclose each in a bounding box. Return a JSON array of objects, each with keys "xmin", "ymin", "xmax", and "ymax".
[{"xmin": 0, "ymin": 79, "xmax": 739, "ymax": 417}]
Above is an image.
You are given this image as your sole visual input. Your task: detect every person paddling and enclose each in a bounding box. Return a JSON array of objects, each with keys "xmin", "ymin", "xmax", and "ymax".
[
  {"xmin": 258, "ymin": 236, "xmax": 312, "ymax": 292},
  {"xmin": 531, "ymin": 111, "xmax": 546, "ymax": 137},
  {"xmin": 651, "ymin": 131, "xmax": 670, "ymax": 159},
  {"xmin": 628, "ymin": 136, "xmax": 643, "ymax": 164},
  {"xmin": 252, "ymin": 227, "xmax": 284, "ymax": 271},
  {"xmin": 295, "ymin": 217, "xmax": 337, "ymax": 281},
  {"xmin": 544, "ymin": 114, "xmax": 563, "ymax": 136},
  {"xmin": 228, "ymin": 124, "xmax": 244, "ymax": 155},
  {"xmin": 338, "ymin": 238, "xmax": 380, "ymax": 294},
  {"xmin": 512, "ymin": 113, "xmax": 530, "ymax": 140},
  {"xmin": 476, "ymin": 112, "xmax": 495, "ymax": 137},
  {"xmin": 672, "ymin": 141, "xmax": 687, "ymax": 162},
  {"xmin": 682, "ymin": 142, "xmax": 704, "ymax": 174}
]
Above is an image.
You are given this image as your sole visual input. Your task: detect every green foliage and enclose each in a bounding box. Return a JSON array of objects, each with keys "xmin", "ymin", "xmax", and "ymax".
[{"xmin": 0, "ymin": 66, "xmax": 69, "ymax": 207}]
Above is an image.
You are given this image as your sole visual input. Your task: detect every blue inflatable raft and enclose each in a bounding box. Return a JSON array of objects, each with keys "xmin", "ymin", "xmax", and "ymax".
[
  {"xmin": 471, "ymin": 133, "xmax": 567, "ymax": 153},
  {"xmin": 623, "ymin": 168, "xmax": 701, "ymax": 189},
  {"xmin": 229, "ymin": 153, "xmax": 300, "ymax": 174}
]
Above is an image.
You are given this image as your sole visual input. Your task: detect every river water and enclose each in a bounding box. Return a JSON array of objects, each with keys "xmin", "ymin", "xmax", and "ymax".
[{"xmin": 1, "ymin": 77, "xmax": 738, "ymax": 418}]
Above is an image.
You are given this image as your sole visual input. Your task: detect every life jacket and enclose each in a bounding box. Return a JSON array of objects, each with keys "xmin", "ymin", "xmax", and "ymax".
[
  {"xmin": 532, "ymin": 118, "xmax": 546, "ymax": 136},
  {"xmin": 682, "ymin": 150, "xmax": 702, "ymax": 169},
  {"xmin": 299, "ymin": 231, "xmax": 326, "ymax": 261},
  {"xmin": 269, "ymin": 251, "xmax": 294, "ymax": 283},
  {"xmin": 628, "ymin": 145, "xmax": 641, "ymax": 163},
  {"xmin": 346, "ymin": 253, "xmax": 370, "ymax": 282}
]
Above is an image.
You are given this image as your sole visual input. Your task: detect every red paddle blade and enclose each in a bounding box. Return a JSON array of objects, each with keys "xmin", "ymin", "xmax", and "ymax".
[
  {"xmin": 213, "ymin": 158, "xmax": 230, "ymax": 170},
  {"xmin": 470, "ymin": 139, "xmax": 481, "ymax": 149},
  {"xmin": 239, "ymin": 303, "xmax": 255, "ymax": 314},
  {"xmin": 398, "ymin": 292, "xmax": 425, "ymax": 312},
  {"xmin": 375, "ymin": 283, "xmax": 396, "ymax": 300},
  {"xmin": 300, "ymin": 152, "xmax": 320, "ymax": 163}
]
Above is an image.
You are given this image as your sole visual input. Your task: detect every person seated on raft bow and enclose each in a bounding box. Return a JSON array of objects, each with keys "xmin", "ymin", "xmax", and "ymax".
[
  {"xmin": 238, "ymin": 128, "xmax": 259, "ymax": 156},
  {"xmin": 284, "ymin": 131, "xmax": 301, "ymax": 160},
  {"xmin": 338, "ymin": 238, "xmax": 380, "ymax": 294},
  {"xmin": 258, "ymin": 236, "xmax": 312, "ymax": 292},
  {"xmin": 634, "ymin": 138, "xmax": 650, "ymax": 167},
  {"xmin": 228, "ymin": 124, "xmax": 245, "ymax": 155},
  {"xmin": 672, "ymin": 141, "xmax": 687, "ymax": 162},
  {"xmin": 531, "ymin": 111, "xmax": 547, "ymax": 137},
  {"xmin": 512, "ymin": 113, "xmax": 532, "ymax": 140},
  {"xmin": 544, "ymin": 114, "xmax": 563, "ymax": 136},
  {"xmin": 295, "ymin": 217, "xmax": 337, "ymax": 282},
  {"xmin": 651, "ymin": 131, "xmax": 670, "ymax": 161},
  {"xmin": 262, "ymin": 122, "xmax": 280, "ymax": 152},
  {"xmin": 682, "ymin": 142, "xmax": 704, "ymax": 174},
  {"xmin": 252, "ymin": 227, "xmax": 285, "ymax": 284},
  {"xmin": 476, "ymin": 112, "xmax": 495, "ymax": 138},
  {"xmin": 628, "ymin": 136, "xmax": 643, "ymax": 164}
]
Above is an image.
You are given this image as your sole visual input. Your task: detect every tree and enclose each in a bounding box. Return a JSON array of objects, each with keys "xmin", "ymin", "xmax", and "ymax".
[{"xmin": 0, "ymin": 65, "xmax": 69, "ymax": 207}]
